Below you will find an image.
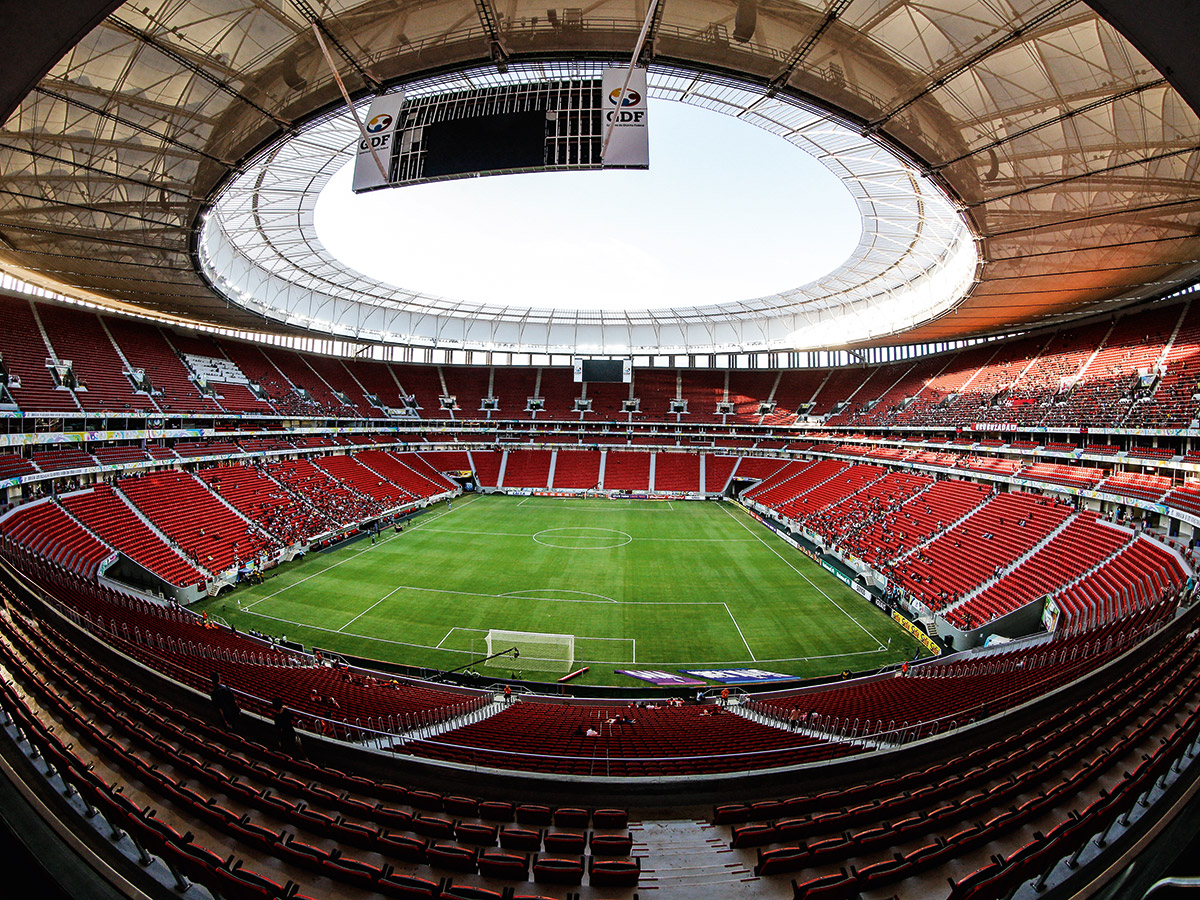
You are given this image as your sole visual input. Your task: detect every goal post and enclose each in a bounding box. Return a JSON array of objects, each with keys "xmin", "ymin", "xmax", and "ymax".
[{"xmin": 485, "ymin": 629, "xmax": 575, "ymax": 673}]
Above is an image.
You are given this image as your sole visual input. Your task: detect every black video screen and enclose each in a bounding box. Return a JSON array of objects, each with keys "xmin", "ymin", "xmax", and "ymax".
[
  {"xmin": 421, "ymin": 110, "xmax": 547, "ymax": 178},
  {"xmin": 581, "ymin": 359, "xmax": 626, "ymax": 383}
]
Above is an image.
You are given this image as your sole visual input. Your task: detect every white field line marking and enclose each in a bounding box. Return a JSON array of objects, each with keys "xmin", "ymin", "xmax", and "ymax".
[
  {"xmin": 243, "ymin": 494, "xmax": 481, "ymax": 609},
  {"xmin": 437, "ymin": 626, "xmax": 487, "ymax": 648},
  {"xmin": 722, "ymin": 602, "xmax": 757, "ymax": 661},
  {"xmin": 239, "ymin": 605, "xmax": 889, "ymax": 667},
  {"xmin": 718, "ymin": 502, "xmax": 885, "ymax": 650},
  {"xmin": 336, "ymin": 583, "xmax": 407, "ymax": 633},
  {"xmin": 422, "ymin": 527, "xmax": 754, "ymax": 542},
  {"xmin": 500, "ymin": 589, "xmax": 618, "ymax": 603}
]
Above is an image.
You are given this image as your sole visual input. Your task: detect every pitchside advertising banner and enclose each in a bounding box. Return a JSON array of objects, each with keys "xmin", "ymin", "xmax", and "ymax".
[
  {"xmin": 601, "ymin": 67, "xmax": 649, "ymax": 167},
  {"xmin": 352, "ymin": 92, "xmax": 404, "ymax": 192},
  {"xmin": 680, "ymin": 668, "xmax": 795, "ymax": 684},
  {"xmin": 617, "ymin": 670, "xmax": 706, "ymax": 687}
]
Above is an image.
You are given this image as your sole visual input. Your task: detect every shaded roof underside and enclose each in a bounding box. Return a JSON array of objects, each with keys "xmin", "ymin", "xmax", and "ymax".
[{"xmin": 0, "ymin": 0, "xmax": 1198, "ymax": 350}]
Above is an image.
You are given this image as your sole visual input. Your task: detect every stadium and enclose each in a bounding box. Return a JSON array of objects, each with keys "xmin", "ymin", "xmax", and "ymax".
[{"xmin": 0, "ymin": 1, "xmax": 1200, "ymax": 899}]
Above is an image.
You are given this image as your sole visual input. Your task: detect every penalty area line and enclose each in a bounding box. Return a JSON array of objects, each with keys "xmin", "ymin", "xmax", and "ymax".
[{"xmin": 722, "ymin": 602, "xmax": 757, "ymax": 661}]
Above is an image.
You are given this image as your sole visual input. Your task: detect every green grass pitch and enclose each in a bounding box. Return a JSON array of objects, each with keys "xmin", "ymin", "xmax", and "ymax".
[{"xmin": 196, "ymin": 494, "xmax": 927, "ymax": 686}]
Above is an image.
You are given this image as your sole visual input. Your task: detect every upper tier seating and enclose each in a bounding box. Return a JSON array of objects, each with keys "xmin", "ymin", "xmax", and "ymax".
[
  {"xmin": 35, "ymin": 303, "xmax": 156, "ymax": 413},
  {"xmin": 0, "ymin": 297, "xmax": 81, "ymax": 412},
  {"xmin": 107, "ymin": 320, "xmax": 221, "ymax": 414}
]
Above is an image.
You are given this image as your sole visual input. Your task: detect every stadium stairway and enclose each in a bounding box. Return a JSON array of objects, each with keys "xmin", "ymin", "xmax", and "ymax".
[
  {"xmin": 889, "ymin": 485, "xmax": 996, "ymax": 565},
  {"xmin": 111, "ymin": 484, "xmax": 214, "ymax": 578},
  {"xmin": 948, "ymin": 512, "xmax": 1080, "ymax": 608}
]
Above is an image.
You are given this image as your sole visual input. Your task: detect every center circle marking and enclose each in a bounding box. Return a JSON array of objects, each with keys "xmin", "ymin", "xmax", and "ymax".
[{"xmin": 532, "ymin": 527, "xmax": 632, "ymax": 550}]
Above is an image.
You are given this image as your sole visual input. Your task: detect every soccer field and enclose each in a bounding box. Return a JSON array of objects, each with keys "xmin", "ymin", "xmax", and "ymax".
[{"xmin": 197, "ymin": 494, "xmax": 926, "ymax": 686}]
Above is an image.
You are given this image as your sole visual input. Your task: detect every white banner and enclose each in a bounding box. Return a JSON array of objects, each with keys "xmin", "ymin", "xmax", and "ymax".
[
  {"xmin": 601, "ymin": 67, "xmax": 649, "ymax": 168},
  {"xmin": 352, "ymin": 92, "xmax": 405, "ymax": 193}
]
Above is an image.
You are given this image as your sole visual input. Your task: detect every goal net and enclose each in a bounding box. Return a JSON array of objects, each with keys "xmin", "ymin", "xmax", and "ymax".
[{"xmin": 485, "ymin": 629, "xmax": 575, "ymax": 673}]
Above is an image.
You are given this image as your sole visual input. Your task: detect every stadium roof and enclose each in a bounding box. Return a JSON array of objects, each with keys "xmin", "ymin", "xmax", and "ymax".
[{"xmin": 0, "ymin": 0, "xmax": 1198, "ymax": 353}]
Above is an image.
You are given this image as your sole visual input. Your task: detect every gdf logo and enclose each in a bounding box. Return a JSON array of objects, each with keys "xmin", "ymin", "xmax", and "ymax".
[
  {"xmin": 607, "ymin": 88, "xmax": 641, "ymax": 107},
  {"xmin": 366, "ymin": 113, "xmax": 393, "ymax": 133},
  {"xmin": 604, "ymin": 110, "xmax": 646, "ymax": 124}
]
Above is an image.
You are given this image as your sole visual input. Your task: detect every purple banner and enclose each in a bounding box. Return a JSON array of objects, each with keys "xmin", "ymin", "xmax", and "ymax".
[
  {"xmin": 680, "ymin": 668, "xmax": 796, "ymax": 684},
  {"xmin": 617, "ymin": 669, "xmax": 706, "ymax": 686}
]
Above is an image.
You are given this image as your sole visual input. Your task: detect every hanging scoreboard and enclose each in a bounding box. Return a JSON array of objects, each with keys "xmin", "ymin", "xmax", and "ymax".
[{"xmin": 352, "ymin": 68, "xmax": 648, "ymax": 193}]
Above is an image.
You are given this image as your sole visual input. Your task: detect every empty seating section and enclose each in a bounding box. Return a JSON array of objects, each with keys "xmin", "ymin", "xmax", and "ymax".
[
  {"xmin": 302, "ymin": 354, "xmax": 377, "ymax": 415},
  {"xmin": 1055, "ymin": 538, "xmax": 1187, "ymax": 627},
  {"xmin": 0, "ymin": 453, "xmax": 36, "ymax": 479},
  {"xmin": 198, "ymin": 465, "xmax": 330, "ymax": 546},
  {"xmin": 895, "ymin": 492, "xmax": 1072, "ymax": 607},
  {"xmin": 417, "ymin": 450, "xmax": 473, "ymax": 474},
  {"xmin": 60, "ymin": 486, "xmax": 203, "ymax": 585},
  {"xmin": 584, "ymin": 382, "xmax": 627, "ymax": 420},
  {"xmin": 30, "ymin": 448, "xmax": 96, "ymax": 472},
  {"xmin": 948, "ymin": 515, "xmax": 1132, "ymax": 628},
  {"xmin": 392, "ymin": 364, "xmax": 447, "ymax": 417},
  {"xmin": 470, "ymin": 451, "xmax": 503, "ymax": 487},
  {"xmin": 550, "ymin": 450, "xmax": 600, "ymax": 488},
  {"xmin": 416, "ymin": 702, "xmax": 850, "ymax": 775},
  {"xmin": 353, "ymin": 450, "xmax": 450, "ymax": 499},
  {"xmin": 173, "ymin": 440, "xmax": 239, "ymax": 459},
  {"xmin": 0, "ymin": 297, "xmax": 79, "ymax": 412},
  {"xmin": 441, "ymin": 366, "xmax": 491, "ymax": 415},
  {"xmin": 35, "ymin": 304, "xmax": 155, "ymax": 412},
  {"xmin": 344, "ymin": 359, "xmax": 404, "ymax": 411},
  {"xmin": 1098, "ymin": 472, "xmax": 1173, "ymax": 502},
  {"xmin": 501, "ymin": 450, "xmax": 552, "ymax": 488},
  {"xmin": 652, "ymin": 453, "xmax": 700, "ymax": 492},
  {"xmin": 758, "ymin": 620, "xmax": 1159, "ymax": 737},
  {"xmin": 1019, "ymin": 462, "xmax": 1105, "ymax": 490},
  {"xmin": 118, "ymin": 470, "xmax": 272, "ymax": 573},
  {"xmin": 743, "ymin": 460, "xmax": 818, "ymax": 505},
  {"xmin": 107, "ymin": 320, "xmax": 220, "ymax": 413},
  {"xmin": 704, "ymin": 455, "xmax": 739, "ymax": 492},
  {"xmin": 90, "ymin": 446, "xmax": 151, "ymax": 465},
  {"xmin": 634, "ymin": 368, "xmax": 677, "ymax": 418},
  {"xmin": 727, "ymin": 371, "xmax": 780, "ymax": 421},
  {"xmin": 0, "ymin": 500, "xmax": 111, "ymax": 577},
  {"xmin": 489, "ymin": 366, "xmax": 538, "ymax": 417},
  {"xmin": 391, "ymin": 452, "xmax": 457, "ymax": 495},
  {"xmin": 602, "ymin": 451, "xmax": 650, "ymax": 490},
  {"xmin": 312, "ymin": 455, "xmax": 407, "ymax": 506}
]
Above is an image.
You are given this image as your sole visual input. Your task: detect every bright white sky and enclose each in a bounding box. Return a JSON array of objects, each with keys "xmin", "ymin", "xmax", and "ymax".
[{"xmin": 314, "ymin": 100, "xmax": 861, "ymax": 311}]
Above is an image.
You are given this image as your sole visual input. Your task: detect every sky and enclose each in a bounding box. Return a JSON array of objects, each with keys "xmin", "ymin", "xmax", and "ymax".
[{"xmin": 313, "ymin": 100, "xmax": 862, "ymax": 312}]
